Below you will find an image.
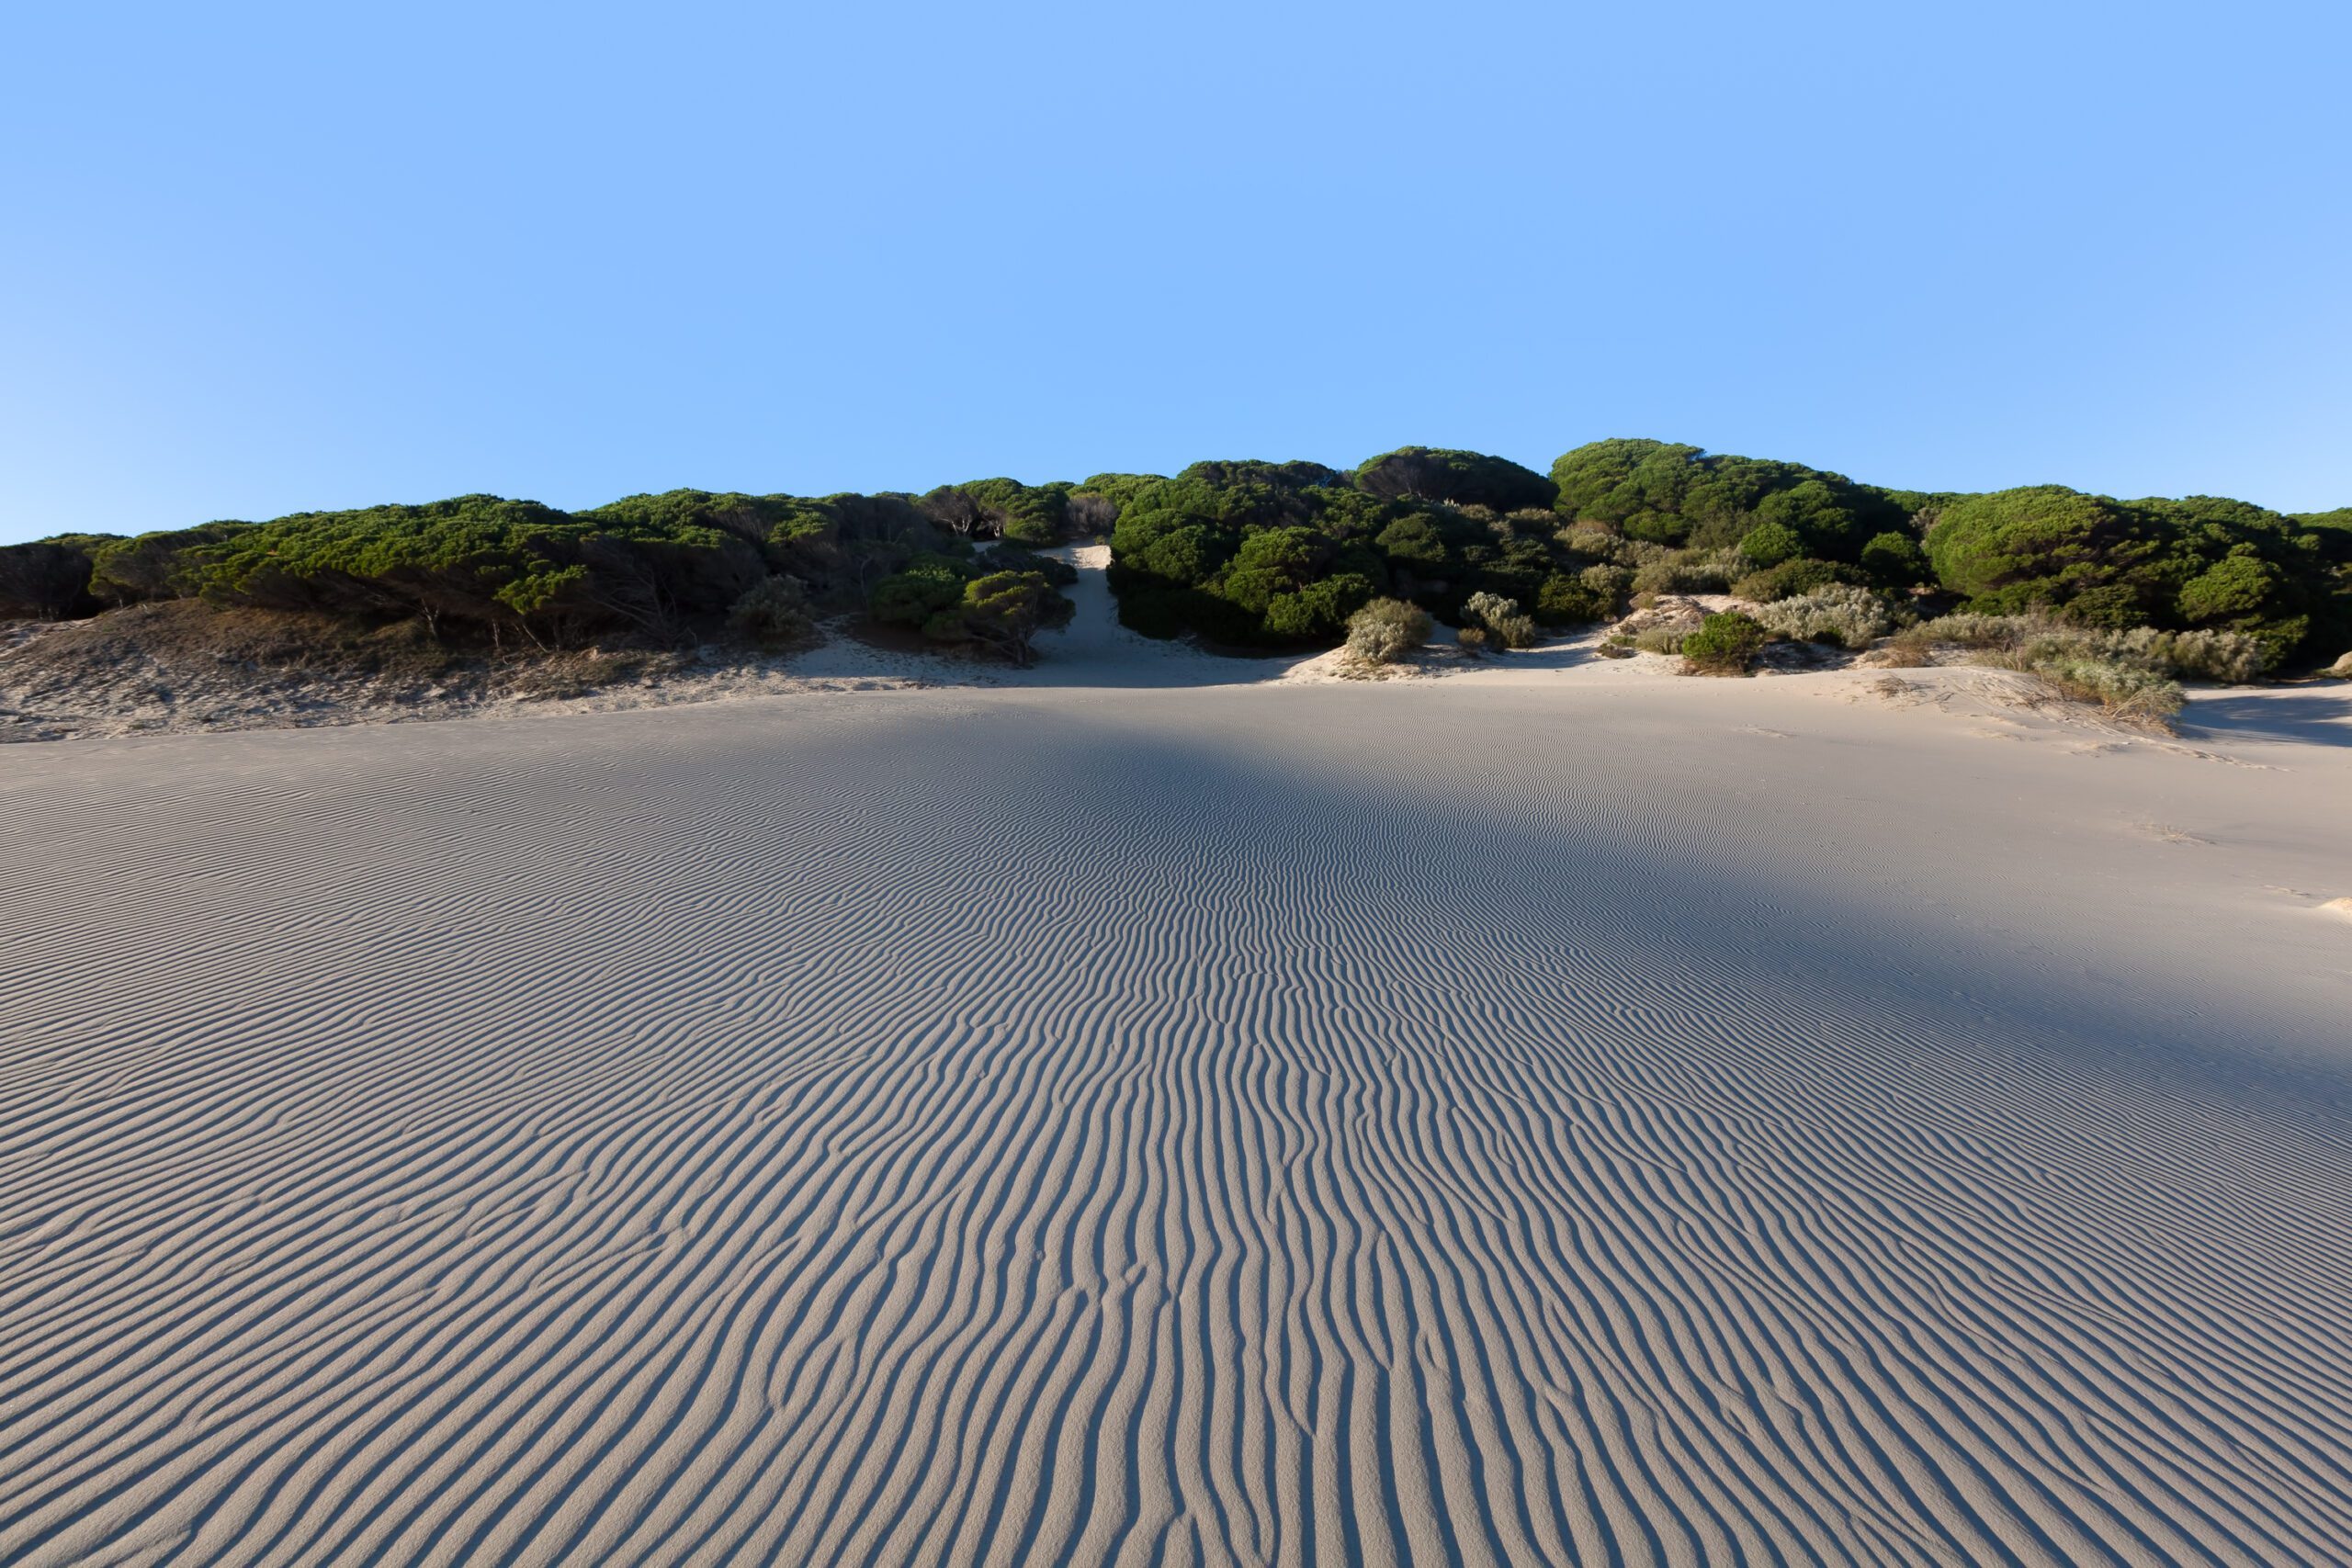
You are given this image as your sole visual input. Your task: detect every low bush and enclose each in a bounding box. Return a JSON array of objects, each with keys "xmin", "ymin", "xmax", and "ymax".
[
  {"xmin": 2020, "ymin": 651, "xmax": 2186, "ymax": 724},
  {"xmin": 1732, "ymin": 557, "xmax": 1858, "ymax": 603},
  {"xmin": 1893, "ymin": 613, "xmax": 2268, "ymax": 682},
  {"xmin": 1345, "ymin": 597, "xmax": 1430, "ymax": 664},
  {"xmin": 1456, "ymin": 625, "xmax": 1488, "ymax": 656},
  {"xmin": 1628, "ymin": 626, "xmax": 1689, "ymax": 654},
  {"xmin": 1536, "ymin": 570, "xmax": 1615, "ymax": 625},
  {"xmin": 1632, "ymin": 549, "xmax": 1740, "ymax": 597},
  {"xmin": 1462, "ymin": 591, "xmax": 1540, "ymax": 649},
  {"xmin": 1751, "ymin": 583, "xmax": 1905, "ymax": 649},
  {"xmin": 727, "ymin": 576, "xmax": 815, "ymax": 647},
  {"xmin": 1680, "ymin": 611, "xmax": 1767, "ymax": 674}
]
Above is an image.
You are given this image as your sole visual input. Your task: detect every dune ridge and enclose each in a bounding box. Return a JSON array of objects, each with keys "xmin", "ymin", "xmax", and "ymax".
[{"xmin": 3, "ymin": 682, "xmax": 2349, "ymax": 1565}]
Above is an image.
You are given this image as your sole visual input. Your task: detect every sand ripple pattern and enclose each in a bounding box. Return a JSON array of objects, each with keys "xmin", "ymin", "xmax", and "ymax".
[{"xmin": 3, "ymin": 693, "xmax": 2350, "ymax": 1565}]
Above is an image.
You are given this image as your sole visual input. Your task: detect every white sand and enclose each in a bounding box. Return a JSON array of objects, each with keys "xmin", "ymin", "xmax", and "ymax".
[{"xmin": 4, "ymin": 562, "xmax": 2352, "ymax": 1565}]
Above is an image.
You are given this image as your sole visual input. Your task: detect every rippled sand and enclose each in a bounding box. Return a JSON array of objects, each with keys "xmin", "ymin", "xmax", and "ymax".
[{"xmin": 4, "ymin": 675, "xmax": 2349, "ymax": 1565}]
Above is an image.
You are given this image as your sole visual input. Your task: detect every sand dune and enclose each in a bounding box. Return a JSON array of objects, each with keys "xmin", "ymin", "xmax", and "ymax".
[{"xmin": 3, "ymin": 668, "xmax": 2350, "ymax": 1564}]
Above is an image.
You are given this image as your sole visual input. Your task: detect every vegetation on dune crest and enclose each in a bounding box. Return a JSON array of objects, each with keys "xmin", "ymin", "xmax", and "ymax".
[{"xmin": 4, "ymin": 437, "xmax": 2345, "ymax": 682}]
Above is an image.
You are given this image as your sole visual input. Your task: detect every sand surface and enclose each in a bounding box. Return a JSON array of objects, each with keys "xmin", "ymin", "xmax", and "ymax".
[{"xmin": 5, "ymin": 570, "xmax": 2352, "ymax": 1565}]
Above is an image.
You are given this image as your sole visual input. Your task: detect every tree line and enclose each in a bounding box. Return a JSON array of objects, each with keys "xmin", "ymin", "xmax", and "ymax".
[{"xmin": 4, "ymin": 442, "xmax": 2346, "ymax": 671}]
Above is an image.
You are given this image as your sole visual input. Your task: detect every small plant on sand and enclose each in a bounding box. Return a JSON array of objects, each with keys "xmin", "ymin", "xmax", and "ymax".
[
  {"xmin": 1456, "ymin": 625, "xmax": 1488, "ymax": 656},
  {"xmin": 1680, "ymin": 611, "xmax": 1767, "ymax": 675},
  {"xmin": 1345, "ymin": 597, "xmax": 1431, "ymax": 665},
  {"xmin": 1462, "ymin": 591, "xmax": 1540, "ymax": 650}
]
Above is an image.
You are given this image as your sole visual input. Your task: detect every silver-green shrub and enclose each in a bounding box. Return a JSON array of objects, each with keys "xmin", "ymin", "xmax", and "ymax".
[
  {"xmin": 1751, "ymin": 583, "xmax": 1904, "ymax": 649},
  {"xmin": 1345, "ymin": 597, "xmax": 1431, "ymax": 664}
]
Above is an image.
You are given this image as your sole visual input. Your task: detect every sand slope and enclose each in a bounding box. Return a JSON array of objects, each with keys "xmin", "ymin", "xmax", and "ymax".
[{"xmin": 3, "ymin": 674, "xmax": 2350, "ymax": 1565}]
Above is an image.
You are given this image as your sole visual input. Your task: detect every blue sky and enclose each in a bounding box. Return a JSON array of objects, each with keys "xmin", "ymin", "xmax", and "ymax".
[{"xmin": 3, "ymin": 1, "xmax": 2346, "ymax": 544}]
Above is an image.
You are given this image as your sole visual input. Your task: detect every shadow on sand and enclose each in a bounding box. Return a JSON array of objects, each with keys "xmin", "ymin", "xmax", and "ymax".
[{"xmin": 2182, "ymin": 686, "xmax": 2352, "ymax": 749}]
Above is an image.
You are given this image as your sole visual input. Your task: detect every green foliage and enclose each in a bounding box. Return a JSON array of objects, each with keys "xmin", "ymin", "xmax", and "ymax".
[
  {"xmin": 1353, "ymin": 447, "xmax": 1557, "ymax": 513},
  {"xmin": 728, "ymin": 576, "xmax": 815, "ymax": 648},
  {"xmin": 867, "ymin": 552, "xmax": 1074, "ymax": 663},
  {"xmin": 1734, "ymin": 558, "xmax": 1857, "ymax": 602},
  {"xmin": 19, "ymin": 440, "xmax": 2343, "ymax": 674},
  {"xmin": 1680, "ymin": 611, "xmax": 1768, "ymax": 674},
  {"xmin": 1859, "ymin": 530, "xmax": 1931, "ymax": 588},
  {"xmin": 180, "ymin": 495, "xmax": 768, "ymax": 647},
  {"xmin": 2176, "ymin": 553, "xmax": 2279, "ymax": 621},
  {"xmin": 1925, "ymin": 488, "xmax": 2161, "ymax": 611},
  {"xmin": 88, "ymin": 521, "xmax": 254, "ymax": 604},
  {"xmin": 1537, "ymin": 570, "xmax": 1615, "ymax": 625},
  {"xmin": 1263, "ymin": 572, "xmax": 1375, "ymax": 641},
  {"xmin": 919, "ymin": 479, "xmax": 1071, "ymax": 545},
  {"xmin": 951, "ymin": 570, "xmax": 1073, "ymax": 664},
  {"xmin": 1178, "ymin": 458, "xmax": 1343, "ymax": 491},
  {"xmin": 1074, "ymin": 473, "xmax": 1168, "ymax": 513},
  {"xmin": 1549, "ymin": 438, "xmax": 1905, "ymax": 557},
  {"xmin": 1924, "ymin": 485, "xmax": 2340, "ymax": 663},
  {"xmin": 868, "ymin": 552, "xmax": 974, "ymax": 627},
  {"xmin": 1738, "ymin": 522, "xmax": 1804, "ymax": 568}
]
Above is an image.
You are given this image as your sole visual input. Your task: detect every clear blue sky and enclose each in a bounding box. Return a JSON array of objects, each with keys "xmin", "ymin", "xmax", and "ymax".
[{"xmin": 4, "ymin": 1, "xmax": 2347, "ymax": 545}]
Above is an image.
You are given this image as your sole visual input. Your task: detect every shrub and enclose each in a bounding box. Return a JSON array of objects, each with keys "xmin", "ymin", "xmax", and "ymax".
[
  {"xmin": 1737, "ymin": 522, "xmax": 1804, "ymax": 568},
  {"xmin": 2019, "ymin": 652, "xmax": 2185, "ymax": 725},
  {"xmin": 1461, "ymin": 591, "xmax": 1541, "ymax": 649},
  {"xmin": 1578, "ymin": 562, "xmax": 1633, "ymax": 599},
  {"xmin": 1456, "ymin": 625, "xmax": 1488, "ymax": 656},
  {"xmin": 1894, "ymin": 613, "xmax": 2269, "ymax": 682},
  {"xmin": 1345, "ymin": 597, "xmax": 1431, "ymax": 664},
  {"xmin": 1262, "ymin": 571, "xmax": 1375, "ymax": 641},
  {"xmin": 727, "ymin": 576, "xmax": 815, "ymax": 647},
  {"xmin": 1632, "ymin": 549, "xmax": 1739, "ymax": 597},
  {"xmin": 1488, "ymin": 611, "xmax": 1539, "ymax": 649},
  {"xmin": 868, "ymin": 553, "xmax": 975, "ymax": 627},
  {"xmin": 951, "ymin": 570, "xmax": 1073, "ymax": 664},
  {"xmin": 1751, "ymin": 583, "xmax": 1904, "ymax": 649},
  {"xmin": 1535, "ymin": 571, "xmax": 1614, "ymax": 625},
  {"xmin": 1733, "ymin": 557, "xmax": 1855, "ymax": 603},
  {"xmin": 2106, "ymin": 626, "xmax": 2267, "ymax": 683},
  {"xmin": 1630, "ymin": 626, "xmax": 1690, "ymax": 655},
  {"xmin": 1680, "ymin": 611, "xmax": 1768, "ymax": 674}
]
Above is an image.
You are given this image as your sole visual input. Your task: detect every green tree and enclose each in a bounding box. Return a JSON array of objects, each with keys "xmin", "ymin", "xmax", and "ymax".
[{"xmin": 1353, "ymin": 447, "xmax": 1558, "ymax": 512}]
